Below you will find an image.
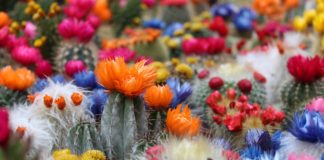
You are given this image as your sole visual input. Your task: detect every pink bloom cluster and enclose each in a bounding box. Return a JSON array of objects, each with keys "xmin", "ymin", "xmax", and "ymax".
[
  {"xmin": 160, "ymin": 0, "xmax": 187, "ymax": 6},
  {"xmin": 182, "ymin": 37, "xmax": 226, "ymax": 55},
  {"xmin": 306, "ymin": 98, "xmax": 324, "ymax": 114},
  {"xmin": 99, "ymin": 48, "xmax": 136, "ymax": 62},
  {"xmin": 64, "ymin": 0, "xmax": 95, "ymax": 19}
]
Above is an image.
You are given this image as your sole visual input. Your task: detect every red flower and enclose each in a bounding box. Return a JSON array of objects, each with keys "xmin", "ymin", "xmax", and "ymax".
[
  {"xmin": 146, "ymin": 145, "xmax": 164, "ymax": 160},
  {"xmin": 207, "ymin": 37, "xmax": 225, "ymax": 54},
  {"xmin": 209, "ymin": 16, "xmax": 228, "ymax": 37},
  {"xmin": 261, "ymin": 106, "xmax": 285, "ymax": 125},
  {"xmin": 198, "ymin": 69, "xmax": 209, "ymax": 79},
  {"xmin": 253, "ymin": 71, "xmax": 267, "ymax": 83},
  {"xmin": 223, "ymin": 114, "xmax": 243, "ymax": 132},
  {"xmin": 160, "ymin": 0, "xmax": 187, "ymax": 6},
  {"xmin": 237, "ymin": 79, "xmax": 252, "ymax": 94},
  {"xmin": 209, "ymin": 77, "xmax": 224, "ymax": 90},
  {"xmin": 0, "ymin": 108, "xmax": 10, "ymax": 147},
  {"xmin": 223, "ymin": 150, "xmax": 240, "ymax": 160},
  {"xmin": 287, "ymin": 54, "xmax": 323, "ymax": 83},
  {"xmin": 35, "ymin": 60, "xmax": 53, "ymax": 78},
  {"xmin": 206, "ymin": 91, "xmax": 222, "ymax": 106}
]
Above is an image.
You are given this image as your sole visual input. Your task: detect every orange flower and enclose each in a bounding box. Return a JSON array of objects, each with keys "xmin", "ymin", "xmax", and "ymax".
[
  {"xmin": 284, "ymin": 0, "xmax": 299, "ymax": 10},
  {"xmin": 71, "ymin": 92, "xmax": 83, "ymax": 106},
  {"xmin": 144, "ymin": 85, "xmax": 173, "ymax": 110},
  {"xmin": 55, "ymin": 96, "xmax": 66, "ymax": 110},
  {"xmin": 95, "ymin": 57, "xmax": 156, "ymax": 96},
  {"xmin": 92, "ymin": 0, "xmax": 112, "ymax": 22},
  {"xmin": 0, "ymin": 66, "xmax": 35, "ymax": 90},
  {"xmin": 252, "ymin": 0, "xmax": 286, "ymax": 20},
  {"xmin": 0, "ymin": 12, "xmax": 11, "ymax": 28},
  {"xmin": 44, "ymin": 95, "xmax": 53, "ymax": 108},
  {"xmin": 166, "ymin": 104, "xmax": 201, "ymax": 137}
]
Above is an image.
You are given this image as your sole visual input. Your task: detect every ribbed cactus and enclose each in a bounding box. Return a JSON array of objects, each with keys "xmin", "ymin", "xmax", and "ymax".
[
  {"xmin": 281, "ymin": 78, "xmax": 324, "ymax": 117},
  {"xmin": 56, "ymin": 45, "xmax": 96, "ymax": 72},
  {"xmin": 0, "ymin": 87, "xmax": 27, "ymax": 107},
  {"xmin": 100, "ymin": 92, "xmax": 148, "ymax": 159},
  {"xmin": 67, "ymin": 122, "xmax": 103, "ymax": 155},
  {"xmin": 161, "ymin": 6, "xmax": 191, "ymax": 25}
]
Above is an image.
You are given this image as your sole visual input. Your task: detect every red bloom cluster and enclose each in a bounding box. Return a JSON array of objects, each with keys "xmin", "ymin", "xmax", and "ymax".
[
  {"xmin": 206, "ymin": 89, "xmax": 284, "ymax": 132},
  {"xmin": 256, "ymin": 21, "xmax": 292, "ymax": 44},
  {"xmin": 160, "ymin": 0, "xmax": 187, "ymax": 6},
  {"xmin": 0, "ymin": 108, "xmax": 10, "ymax": 148},
  {"xmin": 209, "ymin": 16, "xmax": 228, "ymax": 37},
  {"xmin": 287, "ymin": 54, "xmax": 324, "ymax": 84},
  {"xmin": 182, "ymin": 37, "xmax": 226, "ymax": 55}
]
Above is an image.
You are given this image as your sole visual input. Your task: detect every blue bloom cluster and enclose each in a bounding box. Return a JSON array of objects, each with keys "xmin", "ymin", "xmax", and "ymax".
[{"xmin": 166, "ymin": 78, "xmax": 192, "ymax": 108}]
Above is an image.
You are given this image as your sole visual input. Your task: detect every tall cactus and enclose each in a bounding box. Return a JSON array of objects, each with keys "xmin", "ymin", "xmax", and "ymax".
[
  {"xmin": 67, "ymin": 122, "xmax": 103, "ymax": 155},
  {"xmin": 100, "ymin": 92, "xmax": 148, "ymax": 159}
]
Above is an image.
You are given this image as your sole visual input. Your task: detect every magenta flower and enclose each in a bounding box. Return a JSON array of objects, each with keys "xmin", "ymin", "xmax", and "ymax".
[
  {"xmin": 6, "ymin": 35, "xmax": 28, "ymax": 51},
  {"xmin": 0, "ymin": 26, "xmax": 9, "ymax": 47},
  {"xmin": 57, "ymin": 18, "xmax": 79, "ymax": 39},
  {"xmin": 23, "ymin": 22, "xmax": 37, "ymax": 40},
  {"xmin": 0, "ymin": 108, "xmax": 10, "ymax": 148},
  {"xmin": 86, "ymin": 14, "xmax": 101, "ymax": 29},
  {"xmin": 76, "ymin": 21, "xmax": 95, "ymax": 43},
  {"xmin": 65, "ymin": 60, "xmax": 86, "ymax": 77},
  {"xmin": 11, "ymin": 45, "xmax": 42, "ymax": 65},
  {"xmin": 35, "ymin": 60, "xmax": 53, "ymax": 78},
  {"xmin": 306, "ymin": 98, "xmax": 324, "ymax": 114},
  {"xmin": 288, "ymin": 152, "xmax": 315, "ymax": 160},
  {"xmin": 142, "ymin": 0, "xmax": 156, "ymax": 8},
  {"xmin": 64, "ymin": 0, "xmax": 95, "ymax": 19},
  {"xmin": 99, "ymin": 48, "xmax": 136, "ymax": 62},
  {"xmin": 135, "ymin": 56, "xmax": 153, "ymax": 65}
]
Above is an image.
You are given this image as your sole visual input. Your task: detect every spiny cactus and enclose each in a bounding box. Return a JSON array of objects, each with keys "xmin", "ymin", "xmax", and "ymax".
[
  {"xmin": 67, "ymin": 122, "xmax": 103, "ymax": 155},
  {"xmin": 161, "ymin": 6, "xmax": 191, "ymax": 25},
  {"xmin": 133, "ymin": 38, "xmax": 169, "ymax": 61},
  {"xmin": 100, "ymin": 92, "xmax": 148, "ymax": 159},
  {"xmin": 0, "ymin": 86, "xmax": 28, "ymax": 107},
  {"xmin": 281, "ymin": 78, "xmax": 324, "ymax": 118},
  {"xmin": 56, "ymin": 45, "xmax": 96, "ymax": 72}
]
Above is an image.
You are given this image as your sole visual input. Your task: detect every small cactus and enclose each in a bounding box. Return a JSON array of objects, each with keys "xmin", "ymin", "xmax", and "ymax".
[{"xmin": 0, "ymin": 86, "xmax": 28, "ymax": 107}]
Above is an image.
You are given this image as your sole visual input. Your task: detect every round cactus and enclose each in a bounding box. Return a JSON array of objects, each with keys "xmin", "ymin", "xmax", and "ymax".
[{"xmin": 67, "ymin": 122, "xmax": 103, "ymax": 155}]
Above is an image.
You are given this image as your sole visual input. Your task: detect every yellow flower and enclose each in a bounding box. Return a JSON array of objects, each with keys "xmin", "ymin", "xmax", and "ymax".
[
  {"xmin": 156, "ymin": 68, "xmax": 170, "ymax": 83},
  {"xmin": 190, "ymin": 22, "xmax": 204, "ymax": 32},
  {"xmin": 201, "ymin": 11, "xmax": 211, "ymax": 19},
  {"xmin": 81, "ymin": 150, "xmax": 106, "ymax": 160},
  {"xmin": 173, "ymin": 29, "xmax": 184, "ymax": 36},
  {"xmin": 293, "ymin": 16, "xmax": 307, "ymax": 31},
  {"xmin": 52, "ymin": 149, "xmax": 72, "ymax": 159},
  {"xmin": 171, "ymin": 58, "xmax": 180, "ymax": 66},
  {"xmin": 317, "ymin": 2, "xmax": 324, "ymax": 13},
  {"xmin": 204, "ymin": 60, "xmax": 215, "ymax": 68},
  {"xmin": 186, "ymin": 57, "xmax": 198, "ymax": 64},
  {"xmin": 167, "ymin": 39, "xmax": 178, "ymax": 48},
  {"xmin": 313, "ymin": 13, "xmax": 324, "ymax": 33},
  {"xmin": 175, "ymin": 63, "xmax": 193, "ymax": 79},
  {"xmin": 303, "ymin": 9, "xmax": 316, "ymax": 23},
  {"xmin": 183, "ymin": 34, "xmax": 193, "ymax": 40},
  {"xmin": 151, "ymin": 61, "xmax": 165, "ymax": 69},
  {"xmin": 183, "ymin": 22, "xmax": 191, "ymax": 30},
  {"xmin": 54, "ymin": 155, "xmax": 79, "ymax": 160}
]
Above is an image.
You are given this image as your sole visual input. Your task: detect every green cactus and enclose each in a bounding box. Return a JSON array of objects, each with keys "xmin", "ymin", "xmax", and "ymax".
[
  {"xmin": 161, "ymin": 6, "xmax": 191, "ymax": 25},
  {"xmin": 281, "ymin": 78, "xmax": 324, "ymax": 118},
  {"xmin": 0, "ymin": 87, "xmax": 28, "ymax": 107},
  {"xmin": 56, "ymin": 45, "xmax": 96, "ymax": 72},
  {"xmin": 100, "ymin": 92, "xmax": 148, "ymax": 159},
  {"xmin": 133, "ymin": 38, "xmax": 169, "ymax": 61},
  {"xmin": 67, "ymin": 122, "xmax": 103, "ymax": 155}
]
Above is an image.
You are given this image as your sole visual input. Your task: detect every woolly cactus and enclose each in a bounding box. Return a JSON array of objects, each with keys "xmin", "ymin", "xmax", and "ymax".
[
  {"xmin": 67, "ymin": 122, "xmax": 103, "ymax": 155},
  {"xmin": 0, "ymin": 87, "xmax": 27, "ymax": 107},
  {"xmin": 56, "ymin": 45, "xmax": 96, "ymax": 72},
  {"xmin": 100, "ymin": 92, "xmax": 148, "ymax": 159}
]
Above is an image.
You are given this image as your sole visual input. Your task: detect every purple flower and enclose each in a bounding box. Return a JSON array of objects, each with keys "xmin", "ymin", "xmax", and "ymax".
[{"xmin": 166, "ymin": 78, "xmax": 192, "ymax": 108}]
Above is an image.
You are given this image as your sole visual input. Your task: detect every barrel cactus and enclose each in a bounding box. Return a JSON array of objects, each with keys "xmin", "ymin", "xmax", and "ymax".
[
  {"xmin": 67, "ymin": 122, "xmax": 103, "ymax": 155},
  {"xmin": 281, "ymin": 55, "xmax": 324, "ymax": 117}
]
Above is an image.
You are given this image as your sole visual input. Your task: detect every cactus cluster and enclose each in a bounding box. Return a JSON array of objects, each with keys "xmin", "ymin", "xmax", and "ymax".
[
  {"xmin": 0, "ymin": 86, "xmax": 27, "ymax": 107},
  {"xmin": 161, "ymin": 6, "xmax": 191, "ymax": 25}
]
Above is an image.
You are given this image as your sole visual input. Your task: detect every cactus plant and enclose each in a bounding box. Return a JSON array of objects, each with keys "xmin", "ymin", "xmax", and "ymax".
[
  {"xmin": 67, "ymin": 122, "xmax": 103, "ymax": 155},
  {"xmin": 0, "ymin": 86, "xmax": 27, "ymax": 107},
  {"xmin": 161, "ymin": 6, "xmax": 191, "ymax": 25},
  {"xmin": 100, "ymin": 92, "xmax": 148, "ymax": 159}
]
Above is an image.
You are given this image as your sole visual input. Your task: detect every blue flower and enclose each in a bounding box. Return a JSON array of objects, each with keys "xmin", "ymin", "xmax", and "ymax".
[
  {"xmin": 166, "ymin": 78, "xmax": 192, "ymax": 108},
  {"xmin": 245, "ymin": 129, "xmax": 265, "ymax": 146},
  {"xmin": 271, "ymin": 131, "xmax": 282, "ymax": 151},
  {"xmin": 163, "ymin": 23, "xmax": 183, "ymax": 37},
  {"xmin": 289, "ymin": 111, "xmax": 324, "ymax": 143},
  {"xmin": 51, "ymin": 74, "xmax": 66, "ymax": 84},
  {"xmin": 30, "ymin": 79, "xmax": 49, "ymax": 93},
  {"xmin": 233, "ymin": 15, "xmax": 253, "ymax": 32},
  {"xmin": 237, "ymin": 7, "xmax": 257, "ymax": 21},
  {"xmin": 240, "ymin": 145, "xmax": 263, "ymax": 159},
  {"xmin": 210, "ymin": 3, "xmax": 237, "ymax": 19},
  {"xmin": 143, "ymin": 19, "xmax": 166, "ymax": 29},
  {"xmin": 89, "ymin": 89, "xmax": 108, "ymax": 117},
  {"xmin": 74, "ymin": 71, "xmax": 97, "ymax": 90}
]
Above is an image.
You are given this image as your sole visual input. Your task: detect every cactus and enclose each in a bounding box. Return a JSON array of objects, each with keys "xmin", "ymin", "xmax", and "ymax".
[
  {"xmin": 133, "ymin": 38, "xmax": 169, "ymax": 61},
  {"xmin": 0, "ymin": 86, "xmax": 27, "ymax": 107},
  {"xmin": 281, "ymin": 78, "xmax": 324, "ymax": 118},
  {"xmin": 67, "ymin": 122, "xmax": 103, "ymax": 155},
  {"xmin": 56, "ymin": 45, "xmax": 96, "ymax": 72},
  {"xmin": 100, "ymin": 92, "xmax": 148, "ymax": 159},
  {"xmin": 161, "ymin": 6, "xmax": 191, "ymax": 25}
]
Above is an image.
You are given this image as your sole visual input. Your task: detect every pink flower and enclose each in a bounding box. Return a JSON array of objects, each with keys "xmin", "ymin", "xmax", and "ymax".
[
  {"xmin": 11, "ymin": 45, "xmax": 42, "ymax": 65},
  {"xmin": 135, "ymin": 56, "xmax": 153, "ymax": 65},
  {"xmin": 35, "ymin": 60, "xmax": 53, "ymax": 78},
  {"xmin": 6, "ymin": 35, "xmax": 28, "ymax": 51},
  {"xmin": 99, "ymin": 48, "xmax": 136, "ymax": 62},
  {"xmin": 142, "ymin": 0, "xmax": 156, "ymax": 8},
  {"xmin": 57, "ymin": 18, "xmax": 79, "ymax": 39},
  {"xmin": 23, "ymin": 22, "xmax": 37, "ymax": 40},
  {"xmin": 209, "ymin": 16, "xmax": 228, "ymax": 37},
  {"xmin": 76, "ymin": 21, "xmax": 95, "ymax": 43},
  {"xmin": 288, "ymin": 153, "xmax": 315, "ymax": 160},
  {"xmin": 65, "ymin": 60, "xmax": 86, "ymax": 77},
  {"xmin": 160, "ymin": 0, "xmax": 187, "ymax": 6},
  {"xmin": 64, "ymin": 0, "xmax": 95, "ymax": 19},
  {"xmin": 0, "ymin": 26, "xmax": 9, "ymax": 47},
  {"xmin": 306, "ymin": 98, "xmax": 324, "ymax": 113},
  {"xmin": 146, "ymin": 145, "xmax": 164, "ymax": 160},
  {"xmin": 0, "ymin": 108, "xmax": 10, "ymax": 148},
  {"xmin": 86, "ymin": 14, "xmax": 101, "ymax": 29}
]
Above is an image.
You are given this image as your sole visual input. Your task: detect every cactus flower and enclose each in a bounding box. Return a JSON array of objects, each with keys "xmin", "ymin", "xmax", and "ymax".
[
  {"xmin": 144, "ymin": 85, "xmax": 173, "ymax": 110},
  {"xmin": 0, "ymin": 66, "xmax": 35, "ymax": 90}
]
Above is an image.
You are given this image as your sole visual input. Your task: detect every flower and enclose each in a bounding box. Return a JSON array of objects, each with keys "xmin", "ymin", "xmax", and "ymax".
[
  {"xmin": 166, "ymin": 104, "xmax": 201, "ymax": 137},
  {"xmin": 209, "ymin": 77, "xmax": 224, "ymax": 90},
  {"xmin": 160, "ymin": 0, "xmax": 187, "ymax": 6},
  {"xmin": 288, "ymin": 153, "xmax": 316, "ymax": 160},
  {"xmin": 74, "ymin": 71, "xmax": 97, "ymax": 89},
  {"xmin": 293, "ymin": 17, "xmax": 307, "ymax": 32},
  {"xmin": 64, "ymin": 0, "xmax": 95, "ymax": 19},
  {"xmin": 91, "ymin": 0, "xmax": 112, "ymax": 22},
  {"xmin": 166, "ymin": 78, "xmax": 192, "ymax": 108},
  {"xmin": 57, "ymin": 18, "xmax": 79, "ymax": 39},
  {"xmin": 0, "ymin": 26, "xmax": 9, "ymax": 47},
  {"xmin": 35, "ymin": 60, "xmax": 53, "ymax": 78},
  {"xmin": 143, "ymin": 18, "xmax": 165, "ymax": 29},
  {"xmin": 0, "ymin": 12, "xmax": 11, "ymax": 28},
  {"xmin": 89, "ymin": 89, "xmax": 108, "ymax": 117},
  {"xmin": 0, "ymin": 108, "xmax": 10, "ymax": 147},
  {"xmin": 306, "ymin": 98, "xmax": 324, "ymax": 113},
  {"xmin": 142, "ymin": 0, "xmax": 156, "ymax": 8},
  {"xmin": 65, "ymin": 60, "xmax": 87, "ymax": 77},
  {"xmin": 6, "ymin": 35, "xmax": 28, "ymax": 51},
  {"xmin": 237, "ymin": 79, "xmax": 252, "ymax": 94},
  {"xmin": 135, "ymin": 56, "xmax": 153, "ymax": 65},
  {"xmin": 0, "ymin": 66, "xmax": 36, "ymax": 90},
  {"xmin": 95, "ymin": 57, "xmax": 156, "ymax": 96},
  {"xmin": 210, "ymin": 3, "xmax": 236, "ymax": 19},
  {"xmin": 23, "ymin": 22, "xmax": 37, "ymax": 40},
  {"xmin": 156, "ymin": 68, "xmax": 170, "ymax": 83},
  {"xmin": 287, "ymin": 55, "xmax": 323, "ymax": 83},
  {"xmin": 11, "ymin": 45, "xmax": 42, "ymax": 65},
  {"xmin": 144, "ymin": 85, "xmax": 173, "ymax": 110},
  {"xmin": 76, "ymin": 21, "xmax": 95, "ymax": 43},
  {"xmin": 175, "ymin": 63, "xmax": 193, "ymax": 79},
  {"xmin": 86, "ymin": 14, "xmax": 101, "ymax": 29},
  {"xmin": 81, "ymin": 150, "xmax": 106, "ymax": 160},
  {"xmin": 99, "ymin": 48, "xmax": 136, "ymax": 62},
  {"xmin": 209, "ymin": 16, "xmax": 228, "ymax": 37}
]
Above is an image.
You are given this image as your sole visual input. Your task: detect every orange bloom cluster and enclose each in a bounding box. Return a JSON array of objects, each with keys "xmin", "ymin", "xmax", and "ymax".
[
  {"xmin": 166, "ymin": 104, "xmax": 201, "ymax": 137},
  {"xmin": 252, "ymin": 0, "xmax": 299, "ymax": 20},
  {"xmin": 102, "ymin": 29, "xmax": 161, "ymax": 49},
  {"xmin": 95, "ymin": 57, "xmax": 156, "ymax": 96},
  {"xmin": 0, "ymin": 12, "xmax": 11, "ymax": 28},
  {"xmin": 144, "ymin": 85, "xmax": 173, "ymax": 110},
  {"xmin": 41, "ymin": 92, "xmax": 83, "ymax": 109},
  {"xmin": 92, "ymin": 0, "xmax": 112, "ymax": 22},
  {"xmin": 0, "ymin": 66, "xmax": 35, "ymax": 91}
]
